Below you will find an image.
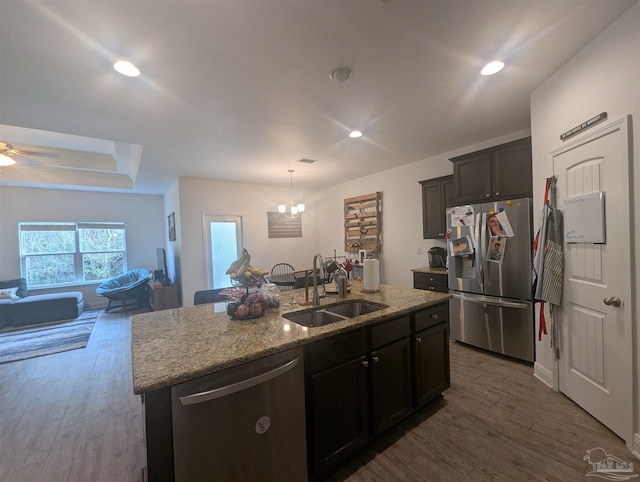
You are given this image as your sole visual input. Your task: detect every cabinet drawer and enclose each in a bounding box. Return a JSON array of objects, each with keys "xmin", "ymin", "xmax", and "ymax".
[
  {"xmin": 305, "ymin": 329, "xmax": 367, "ymax": 374},
  {"xmin": 414, "ymin": 303, "xmax": 449, "ymax": 331},
  {"xmin": 413, "ymin": 272, "xmax": 448, "ymax": 293},
  {"xmin": 371, "ymin": 316, "xmax": 411, "ymax": 348},
  {"xmin": 414, "ymin": 272, "xmax": 448, "ymax": 288}
]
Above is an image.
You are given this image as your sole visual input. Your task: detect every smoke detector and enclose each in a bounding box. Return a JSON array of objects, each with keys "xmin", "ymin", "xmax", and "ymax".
[{"xmin": 329, "ymin": 66, "xmax": 353, "ymax": 83}]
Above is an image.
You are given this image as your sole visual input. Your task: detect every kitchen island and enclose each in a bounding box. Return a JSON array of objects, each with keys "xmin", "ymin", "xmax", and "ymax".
[{"xmin": 131, "ymin": 282, "xmax": 451, "ymax": 481}]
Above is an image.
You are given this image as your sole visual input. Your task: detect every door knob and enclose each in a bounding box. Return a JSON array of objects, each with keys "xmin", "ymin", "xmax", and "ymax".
[{"xmin": 603, "ymin": 296, "xmax": 622, "ymax": 307}]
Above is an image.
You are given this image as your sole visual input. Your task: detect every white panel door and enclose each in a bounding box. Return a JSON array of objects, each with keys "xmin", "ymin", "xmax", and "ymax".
[{"xmin": 552, "ymin": 116, "xmax": 633, "ymax": 445}]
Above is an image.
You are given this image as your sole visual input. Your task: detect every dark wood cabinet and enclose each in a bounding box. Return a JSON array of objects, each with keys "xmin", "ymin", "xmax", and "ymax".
[
  {"xmin": 305, "ymin": 307, "xmax": 449, "ymax": 480},
  {"xmin": 414, "ymin": 324, "xmax": 450, "ymax": 407},
  {"xmin": 451, "ymin": 137, "xmax": 532, "ymax": 204},
  {"xmin": 413, "ymin": 303, "xmax": 450, "ymax": 407},
  {"xmin": 148, "ymin": 283, "xmax": 178, "ymax": 311},
  {"xmin": 419, "ymin": 175, "xmax": 454, "ymax": 239},
  {"xmin": 305, "ymin": 329, "xmax": 369, "ymax": 479},
  {"xmin": 413, "ymin": 271, "xmax": 448, "ymax": 293},
  {"xmin": 370, "ymin": 317, "xmax": 413, "ymax": 435},
  {"xmin": 307, "ymin": 355, "xmax": 370, "ymax": 477}
]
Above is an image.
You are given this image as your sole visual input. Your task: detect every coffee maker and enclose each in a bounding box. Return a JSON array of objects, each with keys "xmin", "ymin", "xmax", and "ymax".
[{"xmin": 428, "ymin": 247, "xmax": 447, "ymax": 268}]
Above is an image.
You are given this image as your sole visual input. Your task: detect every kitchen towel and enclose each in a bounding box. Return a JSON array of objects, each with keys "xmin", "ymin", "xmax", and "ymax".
[{"xmin": 363, "ymin": 259, "xmax": 380, "ymax": 292}]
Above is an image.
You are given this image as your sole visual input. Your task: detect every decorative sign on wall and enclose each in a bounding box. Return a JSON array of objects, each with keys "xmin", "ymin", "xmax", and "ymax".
[
  {"xmin": 560, "ymin": 112, "xmax": 607, "ymax": 140},
  {"xmin": 267, "ymin": 212, "xmax": 302, "ymax": 238},
  {"xmin": 563, "ymin": 192, "xmax": 606, "ymax": 243},
  {"xmin": 344, "ymin": 192, "xmax": 382, "ymax": 254}
]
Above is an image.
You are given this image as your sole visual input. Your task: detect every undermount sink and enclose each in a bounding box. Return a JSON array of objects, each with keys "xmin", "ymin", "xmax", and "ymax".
[
  {"xmin": 282, "ymin": 300, "xmax": 388, "ymax": 327},
  {"xmin": 282, "ymin": 309, "xmax": 345, "ymax": 327},
  {"xmin": 324, "ymin": 301, "xmax": 387, "ymax": 318}
]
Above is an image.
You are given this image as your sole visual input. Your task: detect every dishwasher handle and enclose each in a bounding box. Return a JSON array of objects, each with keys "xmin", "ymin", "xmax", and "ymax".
[{"xmin": 179, "ymin": 357, "xmax": 300, "ymax": 406}]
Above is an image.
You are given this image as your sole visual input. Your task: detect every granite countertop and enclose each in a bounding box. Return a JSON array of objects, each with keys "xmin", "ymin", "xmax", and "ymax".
[
  {"xmin": 130, "ymin": 282, "xmax": 451, "ymax": 394},
  {"xmin": 411, "ymin": 266, "xmax": 448, "ymax": 274}
]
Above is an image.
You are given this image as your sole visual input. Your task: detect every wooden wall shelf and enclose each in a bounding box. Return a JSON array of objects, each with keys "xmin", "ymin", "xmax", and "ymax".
[{"xmin": 344, "ymin": 192, "xmax": 382, "ymax": 254}]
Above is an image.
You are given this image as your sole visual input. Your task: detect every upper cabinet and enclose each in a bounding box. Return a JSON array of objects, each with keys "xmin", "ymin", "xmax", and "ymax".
[
  {"xmin": 450, "ymin": 137, "xmax": 532, "ymax": 204},
  {"xmin": 419, "ymin": 175, "xmax": 454, "ymax": 239}
]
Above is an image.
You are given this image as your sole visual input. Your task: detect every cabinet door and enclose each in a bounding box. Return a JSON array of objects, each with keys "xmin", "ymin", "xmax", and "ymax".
[
  {"xmin": 370, "ymin": 338, "xmax": 412, "ymax": 435},
  {"xmin": 308, "ymin": 356, "xmax": 370, "ymax": 478},
  {"xmin": 414, "ymin": 323, "xmax": 450, "ymax": 407},
  {"xmin": 491, "ymin": 137, "xmax": 532, "ymax": 199},
  {"xmin": 442, "ymin": 176, "xmax": 456, "ymax": 210},
  {"xmin": 452, "ymin": 152, "xmax": 492, "ymax": 203},
  {"xmin": 420, "ymin": 175, "xmax": 452, "ymax": 239}
]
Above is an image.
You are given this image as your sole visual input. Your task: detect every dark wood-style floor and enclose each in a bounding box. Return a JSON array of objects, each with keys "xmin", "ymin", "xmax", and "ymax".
[{"xmin": 0, "ymin": 308, "xmax": 632, "ymax": 481}]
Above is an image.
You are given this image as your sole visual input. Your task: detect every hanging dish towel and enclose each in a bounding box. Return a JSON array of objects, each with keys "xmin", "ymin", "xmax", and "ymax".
[{"xmin": 532, "ymin": 176, "xmax": 564, "ymax": 341}]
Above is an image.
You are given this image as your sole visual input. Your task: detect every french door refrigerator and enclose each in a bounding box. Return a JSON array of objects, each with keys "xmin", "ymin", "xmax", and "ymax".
[{"xmin": 447, "ymin": 197, "xmax": 534, "ymax": 362}]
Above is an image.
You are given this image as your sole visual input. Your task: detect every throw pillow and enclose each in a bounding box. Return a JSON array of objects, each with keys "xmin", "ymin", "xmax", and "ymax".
[
  {"xmin": 0, "ymin": 278, "xmax": 28, "ymax": 298},
  {"xmin": 0, "ymin": 287, "xmax": 19, "ymax": 299}
]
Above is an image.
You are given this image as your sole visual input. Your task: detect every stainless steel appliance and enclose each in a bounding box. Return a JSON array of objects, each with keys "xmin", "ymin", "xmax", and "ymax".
[
  {"xmin": 447, "ymin": 198, "xmax": 534, "ymax": 362},
  {"xmin": 428, "ymin": 247, "xmax": 446, "ymax": 268},
  {"xmin": 171, "ymin": 347, "xmax": 307, "ymax": 481}
]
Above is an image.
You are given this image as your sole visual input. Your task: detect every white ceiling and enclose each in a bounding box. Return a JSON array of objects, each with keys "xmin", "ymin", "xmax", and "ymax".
[{"xmin": 0, "ymin": 0, "xmax": 634, "ymax": 195}]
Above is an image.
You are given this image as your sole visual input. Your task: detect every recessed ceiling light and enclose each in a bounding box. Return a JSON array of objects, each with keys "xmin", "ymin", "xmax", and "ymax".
[
  {"xmin": 481, "ymin": 60, "xmax": 504, "ymax": 76},
  {"xmin": 113, "ymin": 60, "xmax": 140, "ymax": 77},
  {"xmin": 349, "ymin": 130, "xmax": 363, "ymax": 138}
]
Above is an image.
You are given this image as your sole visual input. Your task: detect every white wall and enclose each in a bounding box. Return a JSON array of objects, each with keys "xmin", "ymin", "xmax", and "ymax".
[
  {"xmin": 530, "ymin": 2, "xmax": 639, "ymax": 454},
  {"xmin": 0, "ymin": 186, "xmax": 165, "ymax": 308},
  {"xmin": 175, "ymin": 177, "xmax": 319, "ymax": 306},
  {"xmin": 164, "ymin": 179, "xmax": 181, "ymax": 301},
  {"xmin": 316, "ymin": 129, "xmax": 531, "ymax": 289}
]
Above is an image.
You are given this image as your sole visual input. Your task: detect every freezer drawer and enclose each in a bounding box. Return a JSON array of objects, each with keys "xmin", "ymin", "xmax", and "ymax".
[
  {"xmin": 449, "ymin": 292, "xmax": 534, "ymax": 362},
  {"xmin": 171, "ymin": 347, "xmax": 307, "ymax": 481}
]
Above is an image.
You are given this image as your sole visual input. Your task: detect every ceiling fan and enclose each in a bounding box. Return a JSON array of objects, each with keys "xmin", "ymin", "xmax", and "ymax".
[{"xmin": 0, "ymin": 141, "xmax": 59, "ymax": 168}]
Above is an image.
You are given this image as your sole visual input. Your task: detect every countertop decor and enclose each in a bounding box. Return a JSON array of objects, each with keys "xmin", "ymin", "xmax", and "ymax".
[{"xmin": 131, "ymin": 282, "xmax": 450, "ymax": 394}]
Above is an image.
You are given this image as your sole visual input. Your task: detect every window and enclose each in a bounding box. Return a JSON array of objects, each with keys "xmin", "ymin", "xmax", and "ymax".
[{"xmin": 19, "ymin": 222, "xmax": 127, "ymax": 288}]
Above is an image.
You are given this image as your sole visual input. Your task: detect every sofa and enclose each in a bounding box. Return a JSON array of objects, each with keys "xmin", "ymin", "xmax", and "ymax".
[{"xmin": 0, "ymin": 278, "xmax": 85, "ymax": 329}]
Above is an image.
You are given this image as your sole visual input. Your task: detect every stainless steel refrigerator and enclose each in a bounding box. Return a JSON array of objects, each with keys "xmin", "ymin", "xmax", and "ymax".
[{"xmin": 447, "ymin": 198, "xmax": 534, "ymax": 362}]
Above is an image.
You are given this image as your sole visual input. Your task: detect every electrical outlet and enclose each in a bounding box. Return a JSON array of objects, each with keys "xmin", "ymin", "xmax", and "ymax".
[{"xmin": 417, "ymin": 247, "xmax": 421, "ymax": 255}]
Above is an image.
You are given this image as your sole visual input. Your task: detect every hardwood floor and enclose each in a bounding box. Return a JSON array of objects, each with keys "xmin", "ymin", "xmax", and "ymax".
[
  {"xmin": 0, "ymin": 308, "xmax": 147, "ymax": 482},
  {"xmin": 0, "ymin": 309, "xmax": 633, "ymax": 481}
]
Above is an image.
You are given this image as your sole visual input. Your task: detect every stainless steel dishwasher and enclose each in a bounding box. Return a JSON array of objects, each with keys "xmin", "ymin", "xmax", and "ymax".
[{"xmin": 171, "ymin": 347, "xmax": 307, "ymax": 481}]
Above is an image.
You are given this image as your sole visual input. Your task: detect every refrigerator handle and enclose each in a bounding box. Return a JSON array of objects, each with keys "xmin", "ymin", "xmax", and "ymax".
[
  {"xmin": 451, "ymin": 292, "xmax": 529, "ymax": 309},
  {"xmin": 475, "ymin": 212, "xmax": 483, "ymax": 291},
  {"xmin": 480, "ymin": 211, "xmax": 488, "ymax": 276},
  {"xmin": 179, "ymin": 357, "xmax": 300, "ymax": 405}
]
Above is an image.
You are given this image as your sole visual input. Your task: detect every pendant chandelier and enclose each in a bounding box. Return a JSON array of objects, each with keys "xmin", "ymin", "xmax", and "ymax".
[{"xmin": 278, "ymin": 169, "xmax": 305, "ymax": 219}]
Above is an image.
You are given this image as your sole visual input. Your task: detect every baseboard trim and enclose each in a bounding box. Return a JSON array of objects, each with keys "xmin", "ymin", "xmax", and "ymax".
[
  {"xmin": 533, "ymin": 362, "xmax": 554, "ymax": 389},
  {"xmin": 632, "ymin": 432, "xmax": 640, "ymax": 460}
]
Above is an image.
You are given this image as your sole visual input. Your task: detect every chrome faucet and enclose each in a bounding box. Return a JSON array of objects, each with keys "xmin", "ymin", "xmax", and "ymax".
[{"xmin": 312, "ymin": 252, "xmax": 325, "ymax": 306}]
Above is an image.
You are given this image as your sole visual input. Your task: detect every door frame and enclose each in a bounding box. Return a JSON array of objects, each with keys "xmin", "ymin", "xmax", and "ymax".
[{"xmin": 201, "ymin": 213, "xmax": 244, "ymax": 290}]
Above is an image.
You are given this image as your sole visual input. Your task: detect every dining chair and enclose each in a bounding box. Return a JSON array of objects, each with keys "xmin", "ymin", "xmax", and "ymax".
[
  {"xmin": 270, "ymin": 263, "xmax": 295, "ymax": 291},
  {"xmin": 193, "ymin": 288, "xmax": 228, "ymax": 305}
]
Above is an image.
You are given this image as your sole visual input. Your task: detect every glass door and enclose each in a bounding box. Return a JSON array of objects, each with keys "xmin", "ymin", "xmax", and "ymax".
[{"xmin": 203, "ymin": 214, "xmax": 243, "ymax": 289}]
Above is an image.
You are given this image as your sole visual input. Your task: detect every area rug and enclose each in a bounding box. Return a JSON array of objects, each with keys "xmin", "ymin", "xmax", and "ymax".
[{"xmin": 0, "ymin": 310, "xmax": 100, "ymax": 364}]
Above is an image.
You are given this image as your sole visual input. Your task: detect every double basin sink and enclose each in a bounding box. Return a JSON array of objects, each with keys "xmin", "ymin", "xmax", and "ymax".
[{"xmin": 283, "ymin": 299, "xmax": 388, "ymax": 327}]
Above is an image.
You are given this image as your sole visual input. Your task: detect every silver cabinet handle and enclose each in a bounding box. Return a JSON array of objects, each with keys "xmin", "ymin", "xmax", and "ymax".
[
  {"xmin": 416, "ymin": 337, "xmax": 422, "ymax": 344},
  {"xmin": 179, "ymin": 357, "xmax": 299, "ymax": 405},
  {"xmin": 362, "ymin": 360, "xmax": 369, "ymax": 368},
  {"xmin": 603, "ymin": 296, "xmax": 622, "ymax": 307},
  {"xmin": 373, "ymin": 356, "xmax": 380, "ymax": 363}
]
